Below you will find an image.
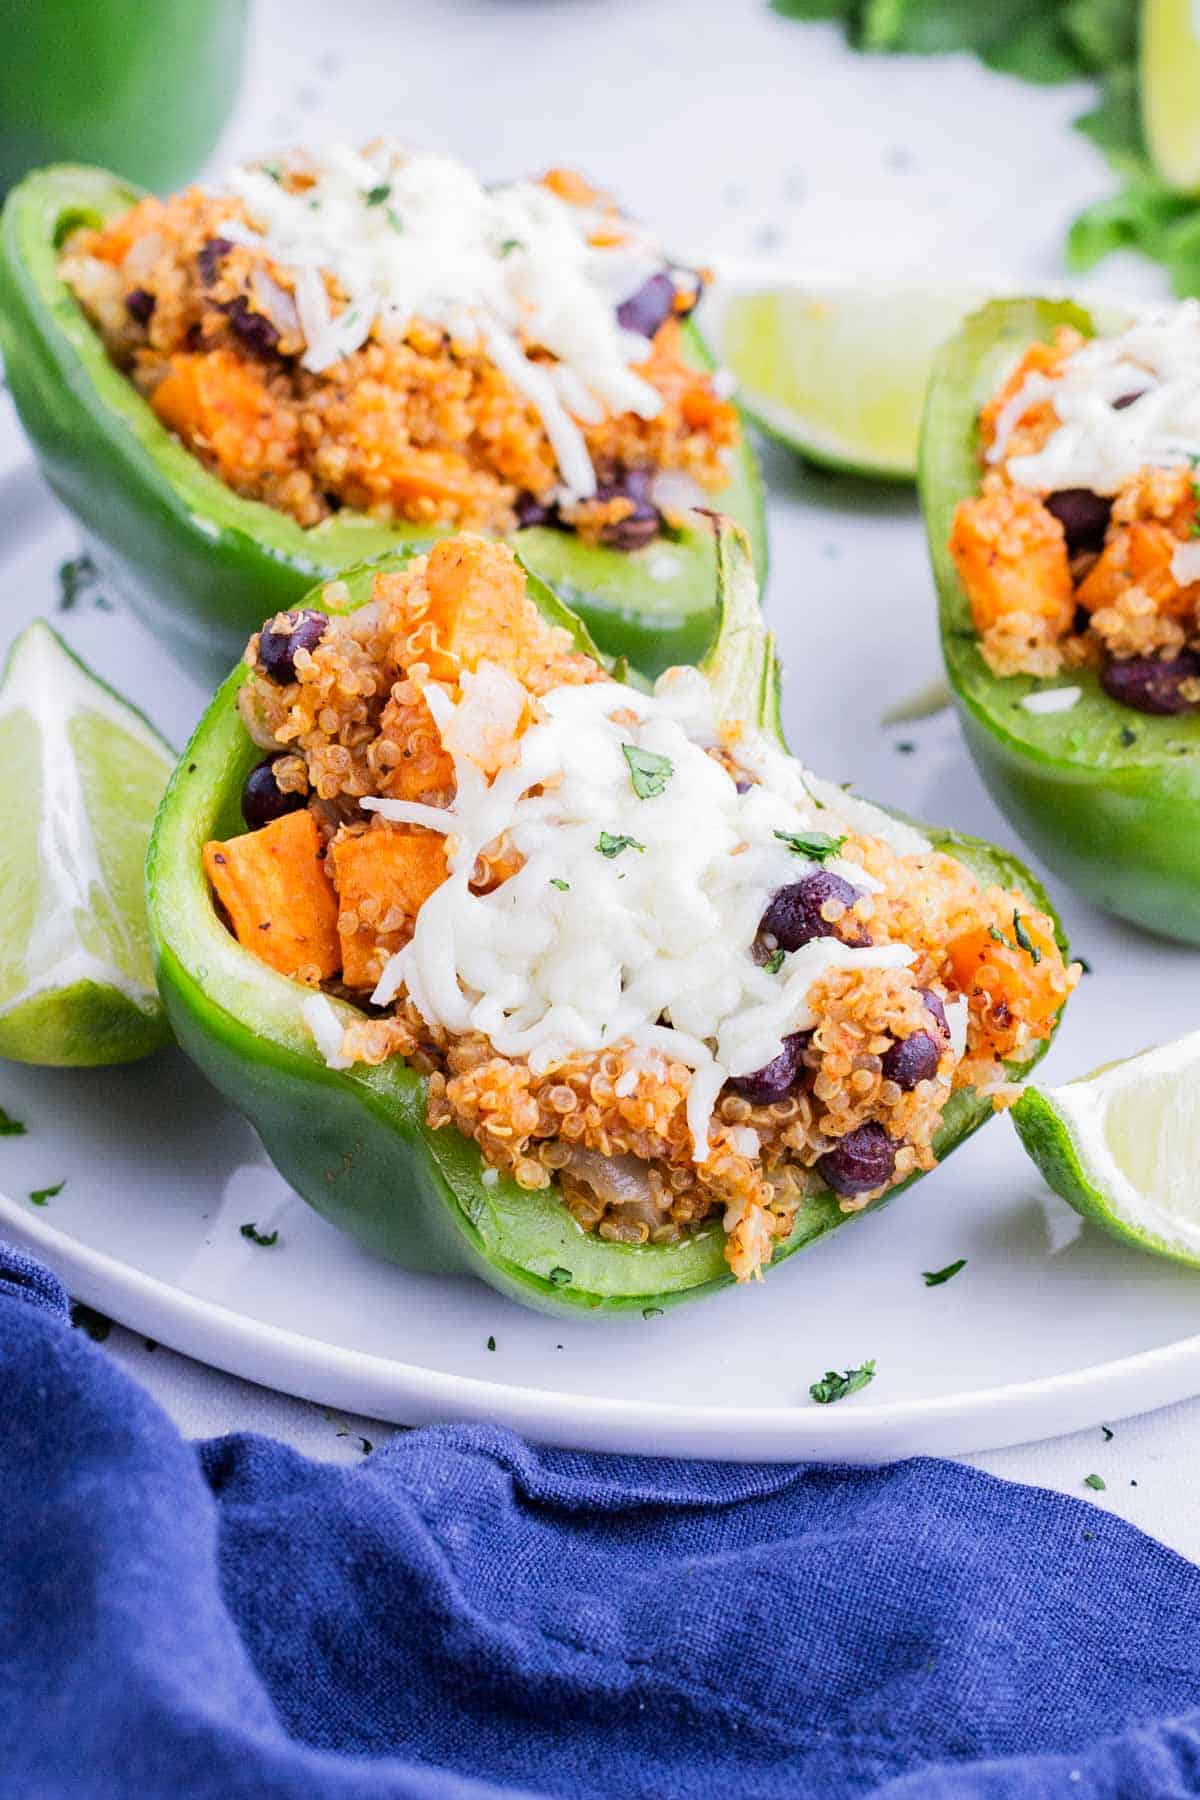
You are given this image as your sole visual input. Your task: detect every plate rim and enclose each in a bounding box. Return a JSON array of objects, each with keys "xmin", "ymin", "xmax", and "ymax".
[{"xmin": 6, "ymin": 1192, "xmax": 1200, "ymax": 1463}]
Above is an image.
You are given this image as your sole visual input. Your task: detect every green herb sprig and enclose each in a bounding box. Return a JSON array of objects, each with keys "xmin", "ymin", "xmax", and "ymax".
[{"xmin": 809, "ymin": 1359, "xmax": 876, "ymax": 1405}]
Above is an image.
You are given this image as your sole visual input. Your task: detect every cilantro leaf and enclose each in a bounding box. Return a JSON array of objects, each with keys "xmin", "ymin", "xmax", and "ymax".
[
  {"xmin": 1084, "ymin": 1472, "xmax": 1107, "ymax": 1491},
  {"xmin": 922, "ymin": 1258, "xmax": 966, "ymax": 1287},
  {"xmin": 548, "ymin": 1266, "xmax": 572, "ymax": 1288},
  {"xmin": 549, "ymin": 878, "xmax": 570, "ymax": 891},
  {"xmin": 774, "ymin": 828, "xmax": 846, "ymax": 861},
  {"xmin": 764, "ymin": 948, "xmax": 786, "ymax": 974},
  {"xmin": 240, "ymin": 1222, "xmax": 279, "ymax": 1247},
  {"xmin": 1012, "ymin": 910, "xmax": 1042, "ymax": 964},
  {"xmin": 622, "ymin": 743, "xmax": 674, "ymax": 799},
  {"xmin": 365, "ymin": 183, "xmax": 391, "ymax": 206},
  {"xmin": 499, "ymin": 236, "xmax": 525, "ymax": 256},
  {"xmin": 597, "ymin": 831, "xmax": 645, "ymax": 858},
  {"xmin": 0, "ymin": 1106, "xmax": 27, "ymax": 1136},
  {"xmin": 487, "ymin": 1335, "xmax": 497, "ymax": 1351},
  {"xmin": 28, "ymin": 1181, "xmax": 64, "ymax": 1207},
  {"xmin": 809, "ymin": 1359, "xmax": 876, "ymax": 1405}
]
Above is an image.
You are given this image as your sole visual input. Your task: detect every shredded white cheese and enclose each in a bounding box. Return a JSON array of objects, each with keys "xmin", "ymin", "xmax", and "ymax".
[
  {"xmin": 1019, "ymin": 686, "xmax": 1082, "ymax": 715},
  {"xmin": 351, "ymin": 664, "xmax": 921, "ymax": 1162},
  {"xmin": 221, "ymin": 142, "xmax": 682, "ymax": 501},
  {"xmin": 989, "ymin": 302, "xmax": 1200, "ymax": 497}
]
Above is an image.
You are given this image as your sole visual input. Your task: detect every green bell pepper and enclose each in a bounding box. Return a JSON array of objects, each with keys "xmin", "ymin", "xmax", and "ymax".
[
  {"xmin": 0, "ymin": 165, "xmax": 767, "ymax": 681},
  {"xmin": 920, "ymin": 296, "xmax": 1200, "ymax": 945},
  {"xmin": 147, "ymin": 519, "xmax": 1068, "ymax": 1317}
]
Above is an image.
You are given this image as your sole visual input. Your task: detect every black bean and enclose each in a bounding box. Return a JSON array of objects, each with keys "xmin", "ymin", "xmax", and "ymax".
[
  {"xmin": 197, "ymin": 236, "xmax": 233, "ymax": 285},
  {"xmin": 1100, "ymin": 651, "xmax": 1200, "ymax": 716},
  {"xmin": 124, "ymin": 287, "xmax": 155, "ymax": 324},
  {"xmin": 1045, "ymin": 488, "xmax": 1112, "ymax": 555},
  {"xmin": 760, "ymin": 871, "xmax": 865, "ymax": 952},
  {"xmin": 727, "ymin": 1032, "xmax": 811, "ymax": 1105},
  {"xmin": 920, "ymin": 988, "xmax": 951, "ymax": 1043},
  {"xmin": 881, "ymin": 1031, "xmax": 941, "ymax": 1091},
  {"xmin": 595, "ymin": 468, "xmax": 660, "ymax": 552},
  {"xmin": 241, "ymin": 756, "xmax": 307, "ymax": 830},
  {"xmin": 514, "ymin": 492, "xmax": 559, "ymax": 529},
  {"xmin": 817, "ymin": 1122, "xmax": 897, "ymax": 1197},
  {"xmin": 259, "ymin": 608, "xmax": 327, "ymax": 684},
  {"xmin": 223, "ymin": 295, "xmax": 280, "ymax": 356},
  {"xmin": 1112, "ymin": 391, "xmax": 1145, "ymax": 411},
  {"xmin": 616, "ymin": 271, "xmax": 677, "ymax": 339}
]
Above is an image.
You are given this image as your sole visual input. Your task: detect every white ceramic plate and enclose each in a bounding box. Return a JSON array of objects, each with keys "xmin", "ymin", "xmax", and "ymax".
[{"xmin": 2, "ymin": 383, "xmax": 1199, "ymax": 1464}]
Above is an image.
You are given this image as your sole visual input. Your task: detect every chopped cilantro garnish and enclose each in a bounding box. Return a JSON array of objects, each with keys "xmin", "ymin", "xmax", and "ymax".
[
  {"xmin": 809, "ymin": 1359, "xmax": 876, "ymax": 1405},
  {"xmin": 0, "ymin": 1106, "xmax": 27, "ymax": 1136},
  {"xmin": 1012, "ymin": 910, "xmax": 1042, "ymax": 964},
  {"xmin": 1120, "ymin": 725, "xmax": 1138, "ymax": 747},
  {"xmin": 240, "ymin": 1222, "xmax": 279, "ymax": 1247},
  {"xmin": 988, "ymin": 924, "xmax": 1011, "ymax": 949},
  {"xmin": 764, "ymin": 948, "xmax": 786, "ymax": 974},
  {"xmin": 549, "ymin": 878, "xmax": 570, "ymax": 891},
  {"xmin": 922, "ymin": 1258, "xmax": 966, "ymax": 1287},
  {"xmin": 28, "ymin": 1182, "xmax": 64, "ymax": 1207},
  {"xmin": 260, "ymin": 160, "xmax": 283, "ymax": 182},
  {"xmin": 1101, "ymin": 1424, "xmax": 1114, "ymax": 1441},
  {"xmin": 487, "ymin": 1335, "xmax": 497, "ymax": 1352},
  {"xmin": 622, "ymin": 743, "xmax": 674, "ymax": 799},
  {"xmin": 774, "ymin": 829, "xmax": 846, "ymax": 861},
  {"xmin": 70, "ymin": 1302, "xmax": 112, "ymax": 1342},
  {"xmin": 548, "ymin": 1266, "xmax": 572, "ymax": 1288},
  {"xmin": 366, "ymin": 183, "xmax": 391, "ymax": 206},
  {"xmin": 1084, "ymin": 1472, "xmax": 1107, "ymax": 1491},
  {"xmin": 499, "ymin": 237, "xmax": 525, "ymax": 256},
  {"xmin": 597, "ymin": 831, "xmax": 644, "ymax": 858}
]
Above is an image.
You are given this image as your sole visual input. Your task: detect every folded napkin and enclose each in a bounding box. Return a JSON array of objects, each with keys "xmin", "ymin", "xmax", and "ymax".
[{"xmin": 3, "ymin": 1242, "xmax": 1200, "ymax": 1799}]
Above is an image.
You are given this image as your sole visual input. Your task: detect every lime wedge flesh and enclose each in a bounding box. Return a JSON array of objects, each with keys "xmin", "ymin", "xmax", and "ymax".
[
  {"xmin": 1141, "ymin": 0, "xmax": 1200, "ymax": 196},
  {"xmin": 0, "ymin": 621, "xmax": 174, "ymax": 1064},
  {"xmin": 707, "ymin": 279, "xmax": 985, "ymax": 480},
  {"xmin": 1012, "ymin": 1031, "xmax": 1200, "ymax": 1267}
]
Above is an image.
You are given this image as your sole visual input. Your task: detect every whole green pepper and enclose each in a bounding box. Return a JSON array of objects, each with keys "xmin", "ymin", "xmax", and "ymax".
[
  {"xmin": 920, "ymin": 296, "xmax": 1200, "ymax": 944},
  {"xmin": 0, "ymin": 165, "xmax": 766, "ymax": 682},
  {"xmin": 148, "ymin": 519, "xmax": 1069, "ymax": 1315}
]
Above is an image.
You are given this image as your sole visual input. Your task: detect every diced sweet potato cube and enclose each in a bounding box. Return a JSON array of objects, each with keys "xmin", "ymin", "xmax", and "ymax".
[
  {"xmin": 328, "ymin": 824, "xmax": 447, "ymax": 991},
  {"xmin": 204, "ymin": 809, "xmax": 339, "ymax": 983},
  {"xmin": 1077, "ymin": 520, "xmax": 1193, "ymax": 618},
  {"xmin": 949, "ymin": 488, "xmax": 1074, "ymax": 638},
  {"xmin": 152, "ymin": 347, "xmax": 298, "ymax": 491}
]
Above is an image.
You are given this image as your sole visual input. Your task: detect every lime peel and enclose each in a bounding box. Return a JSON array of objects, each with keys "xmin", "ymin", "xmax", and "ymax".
[{"xmin": 1013, "ymin": 1031, "xmax": 1200, "ymax": 1267}]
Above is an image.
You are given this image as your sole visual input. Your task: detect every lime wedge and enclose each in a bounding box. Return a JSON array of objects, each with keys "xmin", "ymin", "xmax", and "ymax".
[
  {"xmin": 0, "ymin": 621, "xmax": 174, "ymax": 1065},
  {"xmin": 1012, "ymin": 1032, "xmax": 1200, "ymax": 1268},
  {"xmin": 1141, "ymin": 0, "xmax": 1200, "ymax": 196},
  {"xmin": 702, "ymin": 273, "xmax": 985, "ymax": 480}
]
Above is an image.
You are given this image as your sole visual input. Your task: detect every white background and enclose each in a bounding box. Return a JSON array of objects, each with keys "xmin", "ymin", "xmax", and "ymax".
[{"xmin": 10, "ymin": 0, "xmax": 1200, "ymax": 1555}]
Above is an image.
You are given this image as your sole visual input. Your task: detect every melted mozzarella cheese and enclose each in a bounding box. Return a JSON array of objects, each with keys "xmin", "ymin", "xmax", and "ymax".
[
  {"xmin": 989, "ymin": 302, "xmax": 1200, "ymax": 497},
  {"xmin": 221, "ymin": 142, "xmax": 676, "ymax": 500},
  {"xmin": 359, "ymin": 665, "xmax": 922, "ymax": 1161}
]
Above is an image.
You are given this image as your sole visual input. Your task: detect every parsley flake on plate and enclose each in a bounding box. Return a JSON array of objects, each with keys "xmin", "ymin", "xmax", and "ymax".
[
  {"xmin": 240, "ymin": 1222, "xmax": 279, "ymax": 1247},
  {"xmin": 28, "ymin": 1181, "xmax": 64, "ymax": 1207},
  {"xmin": 596, "ymin": 831, "xmax": 645, "ymax": 859},
  {"xmin": 0, "ymin": 1105, "xmax": 27, "ymax": 1136},
  {"xmin": 549, "ymin": 878, "xmax": 570, "ymax": 891},
  {"xmin": 774, "ymin": 829, "xmax": 846, "ymax": 861},
  {"xmin": 809, "ymin": 1359, "xmax": 876, "ymax": 1405},
  {"xmin": 1084, "ymin": 1472, "xmax": 1107, "ymax": 1491},
  {"xmin": 365, "ymin": 183, "xmax": 391, "ymax": 206},
  {"xmin": 922, "ymin": 1258, "xmax": 966, "ymax": 1287},
  {"xmin": 622, "ymin": 743, "xmax": 674, "ymax": 799}
]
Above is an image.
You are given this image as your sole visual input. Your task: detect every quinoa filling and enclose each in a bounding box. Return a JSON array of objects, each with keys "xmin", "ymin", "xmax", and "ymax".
[
  {"xmin": 202, "ymin": 535, "xmax": 1078, "ymax": 1282},
  {"xmin": 59, "ymin": 144, "xmax": 739, "ymax": 549},
  {"xmin": 950, "ymin": 305, "xmax": 1200, "ymax": 716}
]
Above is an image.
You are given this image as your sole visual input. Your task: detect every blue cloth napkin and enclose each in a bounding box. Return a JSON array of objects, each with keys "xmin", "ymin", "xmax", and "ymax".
[{"xmin": 4, "ymin": 1242, "xmax": 1200, "ymax": 1799}]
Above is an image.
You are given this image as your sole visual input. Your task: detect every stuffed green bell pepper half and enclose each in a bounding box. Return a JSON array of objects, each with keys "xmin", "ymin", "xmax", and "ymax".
[
  {"xmin": 0, "ymin": 148, "xmax": 764, "ymax": 679},
  {"xmin": 147, "ymin": 518, "xmax": 1077, "ymax": 1316},
  {"xmin": 921, "ymin": 295, "xmax": 1200, "ymax": 943}
]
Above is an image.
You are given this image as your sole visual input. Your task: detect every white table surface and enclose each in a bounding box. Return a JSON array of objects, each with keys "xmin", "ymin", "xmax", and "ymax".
[{"xmin": 17, "ymin": 0, "xmax": 1200, "ymax": 1557}]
